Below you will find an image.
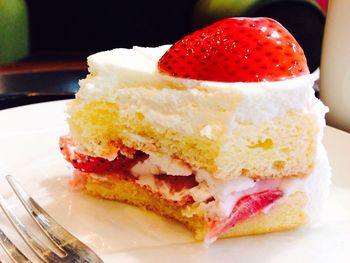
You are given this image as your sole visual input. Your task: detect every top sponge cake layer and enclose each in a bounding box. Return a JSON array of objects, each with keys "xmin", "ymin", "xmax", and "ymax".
[{"xmin": 67, "ymin": 46, "xmax": 328, "ymax": 180}]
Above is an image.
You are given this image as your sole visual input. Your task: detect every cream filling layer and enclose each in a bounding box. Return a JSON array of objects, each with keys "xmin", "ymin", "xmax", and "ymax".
[{"xmin": 130, "ymin": 146, "xmax": 330, "ymax": 220}]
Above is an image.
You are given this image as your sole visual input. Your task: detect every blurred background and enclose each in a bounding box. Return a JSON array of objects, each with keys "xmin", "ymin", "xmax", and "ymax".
[{"xmin": 0, "ymin": 0, "xmax": 327, "ymax": 109}]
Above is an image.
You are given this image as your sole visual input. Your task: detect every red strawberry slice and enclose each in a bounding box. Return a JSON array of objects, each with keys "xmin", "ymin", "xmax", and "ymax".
[
  {"xmin": 158, "ymin": 17, "xmax": 309, "ymax": 82},
  {"xmin": 59, "ymin": 135, "xmax": 147, "ymax": 173},
  {"xmin": 155, "ymin": 173, "xmax": 199, "ymax": 192},
  {"xmin": 206, "ymin": 188, "xmax": 283, "ymax": 242}
]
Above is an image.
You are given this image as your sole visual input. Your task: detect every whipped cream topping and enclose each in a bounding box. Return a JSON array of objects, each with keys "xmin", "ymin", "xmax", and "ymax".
[{"xmin": 78, "ymin": 45, "xmax": 322, "ymax": 127}]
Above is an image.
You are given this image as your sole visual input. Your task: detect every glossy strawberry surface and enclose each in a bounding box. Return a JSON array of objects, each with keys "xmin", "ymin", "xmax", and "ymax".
[{"xmin": 158, "ymin": 17, "xmax": 309, "ymax": 82}]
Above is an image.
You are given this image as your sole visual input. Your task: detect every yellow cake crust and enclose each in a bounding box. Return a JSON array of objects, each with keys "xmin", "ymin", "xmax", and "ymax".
[{"xmin": 83, "ymin": 173, "xmax": 307, "ymax": 241}]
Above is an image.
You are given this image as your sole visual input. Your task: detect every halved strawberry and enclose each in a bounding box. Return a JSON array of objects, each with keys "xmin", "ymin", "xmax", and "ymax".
[
  {"xmin": 59, "ymin": 135, "xmax": 147, "ymax": 173},
  {"xmin": 206, "ymin": 188, "xmax": 283, "ymax": 242},
  {"xmin": 158, "ymin": 17, "xmax": 309, "ymax": 82}
]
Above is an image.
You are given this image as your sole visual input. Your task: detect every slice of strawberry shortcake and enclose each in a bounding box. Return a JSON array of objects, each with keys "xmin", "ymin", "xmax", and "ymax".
[{"xmin": 60, "ymin": 17, "xmax": 330, "ymax": 243}]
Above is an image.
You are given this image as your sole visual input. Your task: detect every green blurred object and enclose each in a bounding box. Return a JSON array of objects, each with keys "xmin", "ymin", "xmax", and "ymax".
[
  {"xmin": 0, "ymin": 0, "xmax": 29, "ymax": 64},
  {"xmin": 192, "ymin": 0, "xmax": 258, "ymax": 29}
]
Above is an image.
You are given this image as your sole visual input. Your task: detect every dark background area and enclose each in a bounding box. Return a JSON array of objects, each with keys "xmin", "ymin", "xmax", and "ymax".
[
  {"xmin": 26, "ymin": 0, "xmax": 198, "ymax": 57},
  {"xmin": 25, "ymin": 0, "xmax": 324, "ymax": 71}
]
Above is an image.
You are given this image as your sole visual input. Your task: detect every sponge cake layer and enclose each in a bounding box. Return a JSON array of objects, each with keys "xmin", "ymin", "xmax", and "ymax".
[{"xmin": 67, "ymin": 46, "xmax": 327, "ymax": 180}]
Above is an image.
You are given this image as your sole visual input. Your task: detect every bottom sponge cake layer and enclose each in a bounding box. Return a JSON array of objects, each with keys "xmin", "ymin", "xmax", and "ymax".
[{"xmin": 83, "ymin": 173, "xmax": 307, "ymax": 241}]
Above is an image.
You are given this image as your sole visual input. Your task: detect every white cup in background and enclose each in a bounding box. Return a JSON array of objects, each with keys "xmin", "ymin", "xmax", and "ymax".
[{"xmin": 320, "ymin": 0, "xmax": 350, "ymax": 132}]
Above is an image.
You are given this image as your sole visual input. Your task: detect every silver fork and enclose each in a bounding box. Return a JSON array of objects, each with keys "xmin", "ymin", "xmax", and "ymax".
[{"xmin": 0, "ymin": 175, "xmax": 103, "ymax": 262}]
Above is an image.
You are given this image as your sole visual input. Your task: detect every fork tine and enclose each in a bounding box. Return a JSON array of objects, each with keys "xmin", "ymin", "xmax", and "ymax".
[
  {"xmin": 0, "ymin": 228, "xmax": 31, "ymax": 263},
  {"xmin": 0, "ymin": 194, "xmax": 61, "ymax": 262},
  {"xmin": 6, "ymin": 175, "xmax": 103, "ymax": 263}
]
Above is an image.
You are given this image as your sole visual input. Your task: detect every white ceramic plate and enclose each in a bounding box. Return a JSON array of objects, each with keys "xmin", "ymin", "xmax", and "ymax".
[{"xmin": 0, "ymin": 100, "xmax": 349, "ymax": 263}]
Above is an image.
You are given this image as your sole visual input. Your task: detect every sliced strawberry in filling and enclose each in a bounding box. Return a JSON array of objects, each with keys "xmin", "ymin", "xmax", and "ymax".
[
  {"xmin": 206, "ymin": 188, "xmax": 283, "ymax": 242},
  {"xmin": 59, "ymin": 135, "xmax": 147, "ymax": 174},
  {"xmin": 59, "ymin": 135, "xmax": 198, "ymax": 194},
  {"xmin": 155, "ymin": 174, "xmax": 199, "ymax": 192}
]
